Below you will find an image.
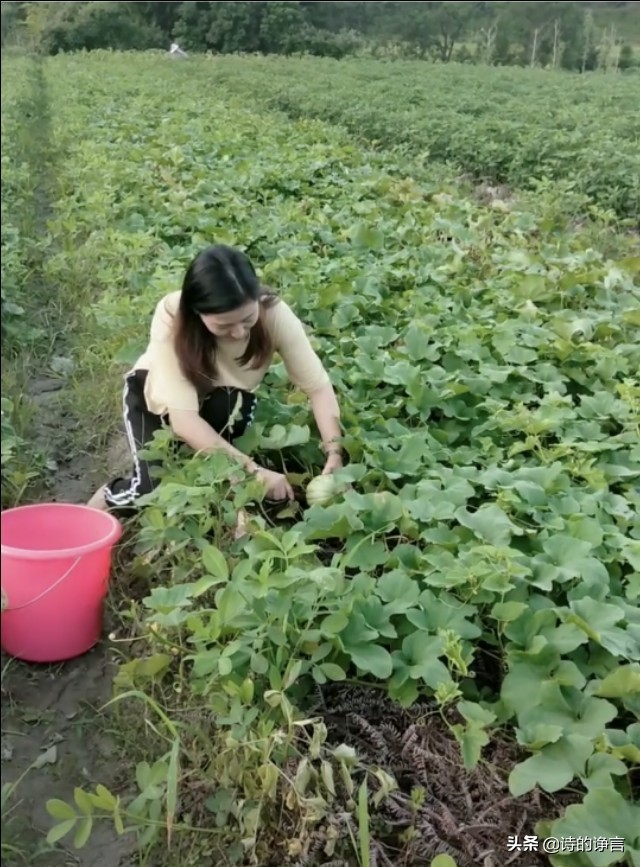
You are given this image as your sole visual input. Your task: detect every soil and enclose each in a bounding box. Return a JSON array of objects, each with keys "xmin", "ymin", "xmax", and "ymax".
[
  {"xmin": 1, "ymin": 652, "xmax": 133, "ymax": 867},
  {"xmin": 28, "ymin": 377, "xmax": 130, "ymax": 505},
  {"xmin": 1, "ymin": 378, "xmax": 134, "ymax": 867}
]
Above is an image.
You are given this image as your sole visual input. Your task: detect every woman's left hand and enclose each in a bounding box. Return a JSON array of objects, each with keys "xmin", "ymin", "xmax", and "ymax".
[{"xmin": 322, "ymin": 452, "xmax": 343, "ymax": 475}]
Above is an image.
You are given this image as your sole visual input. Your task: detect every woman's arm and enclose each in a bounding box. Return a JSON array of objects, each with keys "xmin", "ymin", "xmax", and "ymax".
[
  {"xmin": 309, "ymin": 382, "xmax": 343, "ymax": 474},
  {"xmin": 170, "ymin": 410, "xmax": 258, "ymax": 470},
  {"xmin": 169, "ymin": 411, "xmax": 295, "ymax": 499},
  {"xmin": 267, "ymin": 301, "xmax": 344, "ymax": 474}
]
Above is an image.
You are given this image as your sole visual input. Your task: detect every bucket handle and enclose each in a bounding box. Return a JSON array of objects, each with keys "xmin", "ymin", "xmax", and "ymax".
[{"xmin": 1, "ymin": 557, "xmax": 84, "ymax": 612}]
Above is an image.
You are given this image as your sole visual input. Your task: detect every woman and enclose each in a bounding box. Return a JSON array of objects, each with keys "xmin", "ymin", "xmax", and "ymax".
[{"xmin": 88, "ymin": 244, "xmax": 342, "ymax": 512}]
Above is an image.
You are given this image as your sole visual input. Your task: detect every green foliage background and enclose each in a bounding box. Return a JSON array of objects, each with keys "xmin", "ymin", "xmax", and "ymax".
[{"xmin": 2, "ymin": 1, "xmax": 640, "ymax": 67}]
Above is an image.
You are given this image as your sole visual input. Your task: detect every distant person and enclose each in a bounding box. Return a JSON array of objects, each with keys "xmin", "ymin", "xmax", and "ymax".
[
  {"xmin": 87, "ymin": 245, "xmax": 343, "ymax": 512},
  {"xmin": 169, "ymin": 42, "xmax": 188, "ymax": 59}
]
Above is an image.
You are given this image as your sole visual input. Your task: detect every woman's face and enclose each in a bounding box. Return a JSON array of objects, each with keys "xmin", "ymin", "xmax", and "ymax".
[{"xmin": 200, "ymin": 300, "xmax": 260, "ymax": 341}]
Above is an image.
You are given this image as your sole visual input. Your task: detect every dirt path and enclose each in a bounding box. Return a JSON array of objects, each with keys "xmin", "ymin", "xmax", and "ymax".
[
  {"xmin": 2, "ymin": 389, "xmax": 133, "ymax": 867},
  {"xmin": 1, "ymin": 652, "xmax": 133, "ymax": 867},
  {"xmin": 1, "ymin": 54, "xmax": 138, "ymax": 866}
]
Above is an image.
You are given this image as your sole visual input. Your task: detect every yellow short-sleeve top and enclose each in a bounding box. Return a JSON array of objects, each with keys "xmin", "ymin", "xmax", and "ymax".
[{"xmin": 133, "ymin": 291, "xmax": 330, "ymax": 417}]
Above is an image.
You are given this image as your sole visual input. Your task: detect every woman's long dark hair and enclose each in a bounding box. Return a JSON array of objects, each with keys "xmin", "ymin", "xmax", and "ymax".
[{"xmin": 173, "ymin": 245, "xmax": 278, "ymax": 388}]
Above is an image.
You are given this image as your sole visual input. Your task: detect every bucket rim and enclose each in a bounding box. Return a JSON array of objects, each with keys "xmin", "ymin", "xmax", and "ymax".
[{"xmin": 0, "ymin": 503, "xmax": 123, "ymax": 560}]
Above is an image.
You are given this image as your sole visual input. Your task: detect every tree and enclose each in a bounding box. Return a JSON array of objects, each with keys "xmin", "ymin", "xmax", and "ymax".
[
  {"xmin": 4, "ymin": 0, "xmax": 618, "ymax": 70},
  {"xmin": 474, "ymin": 1, "xmax": 513, "ymax": 65},
  {"xmin": 548, "ymin": 2, "xmax": 585, "ymax": 68},
  {"xmin": 137, "ymin": 1, "xmax": 182, "ymax": 39},
  {"xmin": 495, "ymin": 1, "xmax": 588, "ymax": 69},
  {"xmin": 559, "ymin": 7, "xmax": 599, "ymax": 71},
  {"xmin": 299, "ymin": 1, "xmax": 376, "ymax": 33},
  {"xmin": 205, "ymin": 1, "xmax": 263, "ymax": 54},
  {"xmin": 23, "ymin": 1, "xmax": 60, "ymax": 52},
  {"xmin": 258, "ymin": 1, "xmax": 307, "ymax": 55},
  {"xmin": 618, "ymin": 42, "xmax": 635, "ymax": 70},
  {"xmin": 477, "ymin": 16, "xmax": 499, "ymax": 64},
  {"xmin": 522, "ymin": 1, "xmax": 554, "ymax": 66},
  {"xmin": 173, "ymin": 1, "xmax": 212, "ymax": 53},
  {"xmin": 70, "ymin": 2, "xmax": 162, "ymax": 52},
  {"xmin": 598, "ymin": 23, "xmax": 619, "ymax": 70},
  {"xmin": 427, "ymin": 1, "xmax": 476, "ymax": 62},
  {"xmin": 305, "ymin": 0, "xmax": 381, "ymax": 50},
  {"xmin": 18, "ymin": 1, "xmax": 163, "ymax": 53},
  {"xmin": 377, "ymin": 0, "xmax": 476, "ymax": 61},
  {"xmin": 368, "ymin": 2, "xmax": 425, "ymax": 56},
  {"xmin": 581, "ymin": 11, "xmax": 598, "ymax": 71},
  {"xmin": 1, "ymin": 0, "xmax": 27, "ymax": 46},
  {"xmin": 174, "ymin": 1, "xmax": 308, "ymax": 56}
]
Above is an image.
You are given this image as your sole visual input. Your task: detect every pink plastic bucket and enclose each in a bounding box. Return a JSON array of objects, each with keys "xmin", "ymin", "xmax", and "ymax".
[{"xmin": 1, "ymin": 503, "xmax": 122, "ymax": 663}]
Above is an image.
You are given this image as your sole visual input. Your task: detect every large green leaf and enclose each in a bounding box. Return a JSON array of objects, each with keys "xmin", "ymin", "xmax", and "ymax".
[
  {"xmin": 518, "ymin": 684, "xmax": 618, "ymax": 740},
  {"xmin": 541, "ymin": 788, "xmax": 640, "ymax": 867},
  {"xmin": 565, "ymin": 599, "xmax": 638, "ymax": 659},
  {"xmin": 400, "ymin": 633, "xmax": 451, "ymax": 688},
  {"xmin": 376, "ymin": 569, "xmax": 421, "ymax": 614},
  {"xmin": 454, "ymin": 504, "xmax": 522, "ymax": 547},
  {"xmin": 509, "ymin": 735, "xmax": 594, "ymax": 796},
  {"xmin": 347, "ymin": 643, "xmax": 393, "ymax": 680}
]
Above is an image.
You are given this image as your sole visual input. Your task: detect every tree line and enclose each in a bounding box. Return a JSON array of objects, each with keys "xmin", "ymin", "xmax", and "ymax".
[{"xmin": 1, "ymin": 1, "xmax": 638, "ymax": 71}]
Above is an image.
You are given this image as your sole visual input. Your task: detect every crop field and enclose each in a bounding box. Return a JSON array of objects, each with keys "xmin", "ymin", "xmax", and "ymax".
[
  {"xmin": 1, "ymin": 51, "xmax": 640, "ymax": 867},
  {"xmin": 212, "ymin": 55, "xmax": 640, "ymax": 221}
]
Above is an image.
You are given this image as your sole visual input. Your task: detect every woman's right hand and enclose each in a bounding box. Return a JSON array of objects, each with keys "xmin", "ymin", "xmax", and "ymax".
[{"xmin": 254, "ymin": 466, "xmax": 295, "ymax": 501}]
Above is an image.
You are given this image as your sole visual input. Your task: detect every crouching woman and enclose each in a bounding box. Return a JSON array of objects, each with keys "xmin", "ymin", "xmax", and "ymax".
[{"xmin": 88, "ymin": 244, "xmax": 342, "ymax": 512}]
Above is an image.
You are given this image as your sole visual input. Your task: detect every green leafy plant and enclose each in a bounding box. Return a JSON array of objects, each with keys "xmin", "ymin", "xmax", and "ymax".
[
  {"xmin": 0, "ymin": 396, "xmax": 49, "ymax": 506},
  {"xmin": 211, "ymin": 54, "xmax": 640, "ymax": 220}
]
